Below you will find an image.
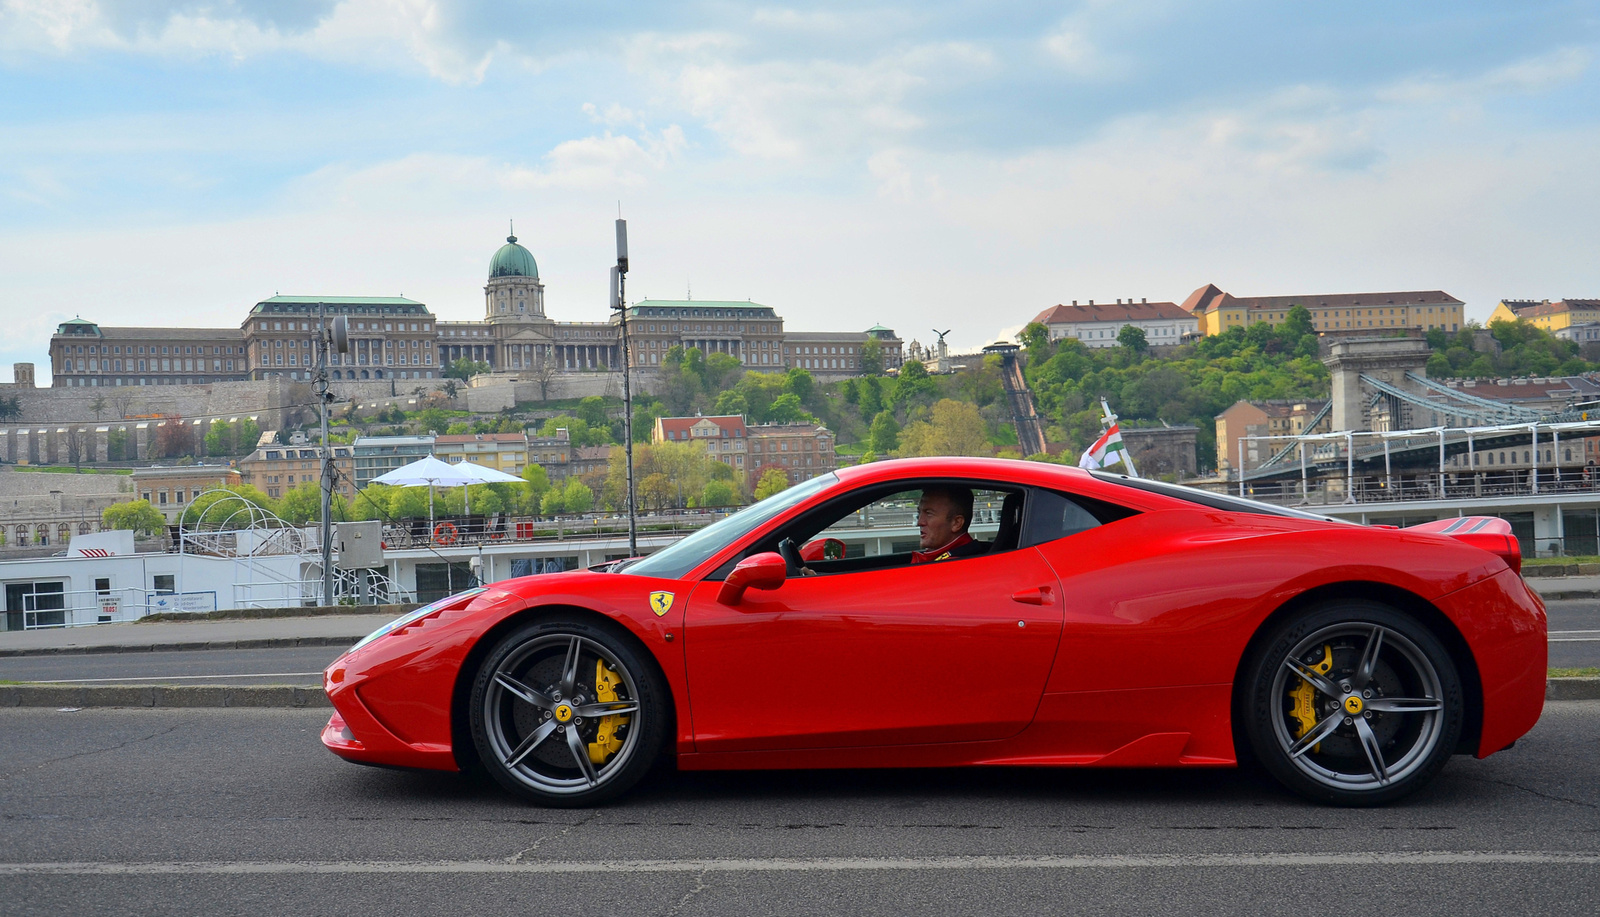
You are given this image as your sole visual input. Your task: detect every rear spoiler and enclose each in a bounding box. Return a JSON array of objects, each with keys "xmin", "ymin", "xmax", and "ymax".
[{"xmin": 1404, "ymin": 517, "xmax": 1521, "ymax": 574}]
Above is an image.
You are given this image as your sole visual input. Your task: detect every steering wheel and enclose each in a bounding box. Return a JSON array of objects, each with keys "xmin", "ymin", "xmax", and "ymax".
[{"xmin": 777, "ymin": 537, "xmax": 803, "ymax": 576}]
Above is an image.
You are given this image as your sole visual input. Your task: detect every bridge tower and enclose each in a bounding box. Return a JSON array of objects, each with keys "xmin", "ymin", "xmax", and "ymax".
[{"xmin": 1322, "ymin": 337, "xmax": 1435, "ymax": 432}]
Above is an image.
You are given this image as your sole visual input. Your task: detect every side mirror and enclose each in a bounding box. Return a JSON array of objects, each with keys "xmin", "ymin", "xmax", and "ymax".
[{"xmin": 718, "ymin": 552, "xmax": 788, "ymax": 605}]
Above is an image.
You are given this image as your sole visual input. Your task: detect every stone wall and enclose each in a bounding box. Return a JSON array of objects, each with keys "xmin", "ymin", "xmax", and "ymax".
[
  {"xmin": 0, "ymin": 468, "xmax": 133, "ymax": 497},
  {"xmin": 0, "ymin": 377, "xmax": 298, "ymax": 430}
]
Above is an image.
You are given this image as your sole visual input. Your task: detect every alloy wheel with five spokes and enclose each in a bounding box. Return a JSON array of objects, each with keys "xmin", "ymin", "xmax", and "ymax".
[
  {"xmin": 1241, "ymin": 602, "xmax": 1463, "ymax": 806},
  {"xmin": 469, "ymin": 619, "xmax": 666, "ymax": 806}
]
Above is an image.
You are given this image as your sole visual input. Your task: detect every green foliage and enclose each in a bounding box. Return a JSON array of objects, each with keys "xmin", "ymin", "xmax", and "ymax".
[
  {"xmin": 444, "ymin": 357, "xmax": 491, "ymax": 380},
  {"xmin": 868, "ymin": 411, "xmax": 900, "ymax": 454},
  {"xmin": 536, "ymin": 415, "xmax": 612, "ymax": 447},
  {"xmin": 896, "ymin": 400, "xmax": 988, "ymax": 457},
  {"xmin": 276, "ymin": 482, "xmax": 350, "ymax": 525},
  {"xmin": 700, "ymin": 479, "xmax": 739, "ymax": 507},
  {"xmin": 106, "ymin": 428, "xmax": 130, "ymax": 461},
  {"xmin": 605, "ymin": 440, "xmax": 731, "ymax": 511},
  {"xmin": 542, "ymin": 476, "xmax": 594, "ymax": 514},
  {"xmin": 203, "ymin": 419, "xmax": 233, "ymax": 457},
  {"xmin": 1117, "ymin": 325, "xmax": 1149, "ymax": 353},
  {"xmin": 416, "ymin": 407, "xmax": 451, "ymax": 434},
  {"xmin": 753, "ymin": 467, "xmax": 790, "ymax": 501},
  {"xmin": 860, "ymin": 337, "xmax": 884, "ymax": 376},
  {"xmin": 0, "ymin": 395, "xmax": 22, "ymax": 421},
  {"xmin": 1019, "ymin": 322, "xmax": 1052, "ymax": 356},
  {"xmin": 179, "ymin": 485, "xmax": 277, "ymax": 527},
  {"xmin": 233, "ymin": 418, "xmax": 261, "ymax": 452},
  {"xmin": 1423, "ymin": 320, "xmax": 1589, "ymax": 379},
  {"xmin": 891, "ymin": 360, "xmax": 939, "ymax": 408},
  {"xmin": 520, "ymin": 464, "xmax": 551, "ymax": 508},
  {"xmin": 102, "ymin": 499, "xmax": 166, "ymax": 535}
]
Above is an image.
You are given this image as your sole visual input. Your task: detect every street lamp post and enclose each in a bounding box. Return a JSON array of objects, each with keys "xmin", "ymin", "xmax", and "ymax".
[{"xmin": 611, "ymin": 217, "xmax": 639, "ymax": 556}]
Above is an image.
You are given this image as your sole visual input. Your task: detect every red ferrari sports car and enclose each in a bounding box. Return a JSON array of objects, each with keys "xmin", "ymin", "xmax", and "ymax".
[{"xmin": 321, "ymin": 457, "xmax": 1546, "ymax": 807}]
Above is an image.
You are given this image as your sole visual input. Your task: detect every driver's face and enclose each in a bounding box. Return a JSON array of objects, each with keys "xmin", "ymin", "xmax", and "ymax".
[{"xmin": 916, "ymin": 493, "xmax": 963, "ymax": 550}]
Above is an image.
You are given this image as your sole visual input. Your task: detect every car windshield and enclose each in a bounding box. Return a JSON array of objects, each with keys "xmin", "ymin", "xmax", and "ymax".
[
  {"xmin": 620, "ymin": 473, "xmax": 838, "ymax": 580},
  {"xmin": 1088, "ymin": 471, "xmax": 1351, "ymax": 524}
]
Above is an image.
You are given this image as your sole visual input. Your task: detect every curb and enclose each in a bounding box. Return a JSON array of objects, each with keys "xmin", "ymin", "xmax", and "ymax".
[
  {"xmin": 1, "ymin": 680, "xmax": 1596, "ymax": 709},
  {"xmin": 0, "ymin": 684, "xmax": 330, "ymax": 709},
  {"xmin": 0, "ymin": 635, "xmax": 365, "ymax": 659},
  {"xmin": 1532, "ymin": 590, "xmax": 1600, "ymax": 600},
  {"xmin": 1545, "ymin": 677, "xmax": 1600, "ymax": 701}
]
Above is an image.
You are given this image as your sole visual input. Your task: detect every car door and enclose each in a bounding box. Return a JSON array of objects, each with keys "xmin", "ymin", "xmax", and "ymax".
[{"xmin": 683, "ymin": 486, "xmax": 1065, "ymax": 753}]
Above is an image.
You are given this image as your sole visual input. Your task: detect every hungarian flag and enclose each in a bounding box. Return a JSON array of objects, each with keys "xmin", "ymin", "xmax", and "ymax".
[{"xmin": 1080, "ymin": 423, "xmax": 1128, "ymax": 470}]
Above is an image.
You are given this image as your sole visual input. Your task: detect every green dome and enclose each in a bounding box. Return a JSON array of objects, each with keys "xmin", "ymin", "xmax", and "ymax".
[{"xmin": 489, "ymin": 234, "xmax": 538, "ymax": 279}]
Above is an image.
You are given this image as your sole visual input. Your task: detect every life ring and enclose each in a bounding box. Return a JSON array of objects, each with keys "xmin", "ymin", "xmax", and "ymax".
[{"xmin": 433, "ymin": 522, "xmax": 459, "ymax": 545}]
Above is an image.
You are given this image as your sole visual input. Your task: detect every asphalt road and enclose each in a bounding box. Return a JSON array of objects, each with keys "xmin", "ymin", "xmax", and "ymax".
[
  {"xmin": 1545, "ymin": 598, "xmax": 1600, "ymax": 668},
  {"xmin": 0, "ymin": 646, "xmax": 337, "ymax": 686},
  {"xmin": 1, "ymin": 703, "xmax": 1596, "ymax": 916}
]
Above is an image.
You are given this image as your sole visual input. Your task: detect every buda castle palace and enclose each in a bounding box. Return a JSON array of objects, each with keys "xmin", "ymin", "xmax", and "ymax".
[{"xmin": 48, "ymin": 230, "xmax": 903, "ymax": 389}]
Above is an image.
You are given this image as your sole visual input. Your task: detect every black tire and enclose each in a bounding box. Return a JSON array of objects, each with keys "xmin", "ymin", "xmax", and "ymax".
[
  {"xmin": 1239, "ymin": 601, "xmax": 1463, "ymax": 807},
  {"xmin": 469, "ymin": 617, "xmax": 667, "ymax": 807}
]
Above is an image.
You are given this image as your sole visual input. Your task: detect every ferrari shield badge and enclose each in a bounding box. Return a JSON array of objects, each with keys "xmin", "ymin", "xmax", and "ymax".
[{"xmin": 649, "ymin": 591, "xmax": 675, "ymax": 617}]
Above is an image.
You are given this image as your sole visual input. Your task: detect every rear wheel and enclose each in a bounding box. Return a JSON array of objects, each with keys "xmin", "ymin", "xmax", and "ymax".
[
  {"xmin": 1240, "ymin": 602, "xmax": 1462, "ymax": 806},
  {"xmin": 469, "ymin": 618, "xmax": 667, "ymax": 806}
]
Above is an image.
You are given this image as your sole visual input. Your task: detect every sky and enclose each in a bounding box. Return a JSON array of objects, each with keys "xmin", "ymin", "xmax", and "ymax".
[{"xmin": 2, "ymin": 1, "xmax": 1598, "ymax": 380}]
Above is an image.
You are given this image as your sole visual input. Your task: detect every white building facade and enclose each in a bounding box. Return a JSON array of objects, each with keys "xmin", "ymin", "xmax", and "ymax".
[{"xmin": 1032, "ymin": 300, "xmax": 1198, "ymax": 348}]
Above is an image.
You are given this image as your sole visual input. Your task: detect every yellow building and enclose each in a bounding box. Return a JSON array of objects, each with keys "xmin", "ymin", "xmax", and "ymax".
[
  {"xmin": 1490, "ymin": 299, "xmax": 1600, "ymax": 332},
  {"xmin": 1183, "ymin": 284, "xmax": 1465, "ymax": 336},
  {"xmin": 433, "ymin": 433, "xmax": 528, "ymax": 476}
]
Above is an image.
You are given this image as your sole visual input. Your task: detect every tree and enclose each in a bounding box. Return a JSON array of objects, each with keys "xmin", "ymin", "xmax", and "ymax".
[
  {"xmin": 179, "ymin": 485, "xmax": 277, "ymax": 527},
  {"xmin": 704, "ymin": 353, "xmax": 743, "ymax": 392},
  {"xmin": 520, "ymin": 464, "xmax": 552, "ymax": 513},
  {"xmin": 868, "ymin": 411, "xmax": 901, "ymax": 454},
  {"xmin": 103, "ymin": 500, "xmax": 166, "ymax": 536},
  {"xmin": 1281, "ymin": 304, "xmax": 1316, "ymax": 340},
  {"xmin": 783, "ymin": 367, "xmax": 815, "ymax": 402},
  {"xmin": 700, "ymin": 480, "xmax": 739, "ymax": 507},
  {"xmin": 0, "ymin": 395, "xmax": 22, "ymax": 421},
  {"xmin": 439, "ymin": 378, "xmax": 461, "ymax": 400},
  {"xmin": 860, "ymin": 337, "xmax": 884, "ymax": 376},
  {"xmin": 236, "ymin": 418, "xmax": 262, "ymax": 452},
  {"xmin": 204, "ymin": 419, "xmax": 233, "ymax": 457},
  {"xmin": 153, "ymin": 418, "xmax": 195, "ymax": 459},
  {"xmin": 753, "ymin": 467, "xmax": 790, "ymax": 501},
  {"xmin": 417, "ymin": 407, "xmax": 450, "ymax": 435},
  {"xmin": 544, "ymin": 476, "xmax": 593, "ymax": 515},
  {"xmin": 896, "ymin": 399, "xmax": 988, "ymax": 457},
  {"xmin": 1117, "ymin": 325, "xmax": 1149, "ymax": 354},
  {"xmin": 444, "ymin": 357, "xmax": 491, "ymax": 380},
  {"xmin": 530, "ymin": 359, "xmax": 558, "ymax": 401},
  {"xmin": 639, "ymin": 472, "xmax": 675, "ymax": 512},
  {"xmin": 277, "ymin": 481, "xmax": 349, "ymax": 525},
  {"xmin": 106, "ymin": 428, "xmax": 129, "ymax": 461},
  {"xmin": 766, "ymin": 392, "xmax": 807, "ymax": 424},
  {"xmin": 89, "ymin": 395, "xmax": 107, "ymax": 421},
  {"xmin": 890, "ymin": 360, "xmax": 938, "ymax": 407},
  {"xmin": 1019, "ymin": 321, "xmax": 1052, "ymax": 355}
]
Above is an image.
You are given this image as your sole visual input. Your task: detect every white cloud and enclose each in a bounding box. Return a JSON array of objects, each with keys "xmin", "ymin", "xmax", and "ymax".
[
  {"xmin": 0, "ymin": 0, "xmax": 513, "ymax": 83},
  {"xmin": 627, "ymin": 33, "xmax": 996, "ymax": 161}
]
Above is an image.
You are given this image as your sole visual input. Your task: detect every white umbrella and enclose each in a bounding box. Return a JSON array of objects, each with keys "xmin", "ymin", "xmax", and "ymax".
[{"xmin": 371, "ymin": 456, "xmax": 524, "ymax": 528}]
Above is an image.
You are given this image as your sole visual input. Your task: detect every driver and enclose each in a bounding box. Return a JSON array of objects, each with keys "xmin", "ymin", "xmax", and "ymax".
[{"xmin": 912, "ymin": 486, "xmax": 985, "ymax": 564}]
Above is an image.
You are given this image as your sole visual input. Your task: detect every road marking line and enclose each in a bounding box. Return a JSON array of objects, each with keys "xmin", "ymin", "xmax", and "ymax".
[
  {"xmin": 14, "ymin": 673, "xmax": 324, "ymax": 684},
  {"xmin": 2, "ymin": 851, "xmax": 1598, "ymax": 876}
]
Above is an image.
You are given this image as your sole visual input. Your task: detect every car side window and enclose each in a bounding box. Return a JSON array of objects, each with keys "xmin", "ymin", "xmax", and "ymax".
[
  {"xmin": 813, "ymin": 486, "xmax": 1011, "ymax": 557},
  {"xmin": 1019, "ymin": 488, "xmax": 1138, "ymax": 548}
]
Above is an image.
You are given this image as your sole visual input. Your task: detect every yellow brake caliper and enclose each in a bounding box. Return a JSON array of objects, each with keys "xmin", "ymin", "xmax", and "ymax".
[
  {"xmin": 1290, "ymin": 644, "xmax": 1334, "ymax": 749},
  {"xmin": 587, "ymin": 660, "xmax": 630, "ymax": 765}
]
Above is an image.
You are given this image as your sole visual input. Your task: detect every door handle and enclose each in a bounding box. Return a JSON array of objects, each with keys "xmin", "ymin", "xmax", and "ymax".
[{"xmin": 1010, "ymin": 586, "xmax": 1053, "ymax": 605}]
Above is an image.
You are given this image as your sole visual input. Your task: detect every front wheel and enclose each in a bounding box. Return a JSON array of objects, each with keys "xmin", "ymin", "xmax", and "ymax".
[
  {"xmin": 469, "ymin": 618, "xmax": 667, "ymax": 806},
  {"xmin": 1240, "ymin": 602, "xmax": 1463, "ymax": 806}
]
